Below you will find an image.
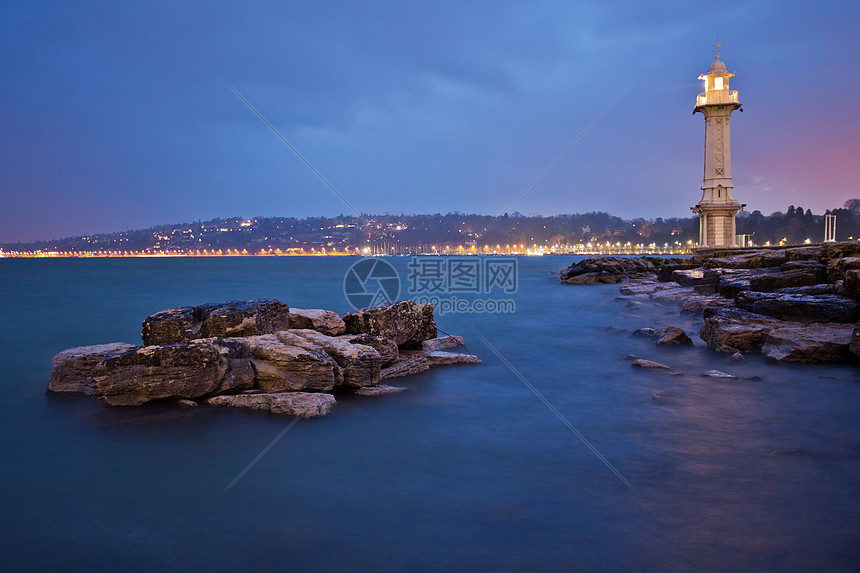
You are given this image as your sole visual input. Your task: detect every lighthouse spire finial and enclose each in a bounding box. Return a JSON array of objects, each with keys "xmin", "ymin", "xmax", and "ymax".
[{"xmin": 713, "ymin": 34, "xmax": 722, "ymax": 60}]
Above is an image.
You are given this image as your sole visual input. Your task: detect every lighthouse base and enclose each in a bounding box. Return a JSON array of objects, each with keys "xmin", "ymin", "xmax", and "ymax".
[{"xmin": 692, "ymin": 202, "xmax": 741, "ymax": 249}]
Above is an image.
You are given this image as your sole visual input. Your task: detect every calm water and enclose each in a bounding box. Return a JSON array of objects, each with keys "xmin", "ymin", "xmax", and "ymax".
[{"xmin": 1, "ymin": 257, "xmax": 859, "ymax": 572}]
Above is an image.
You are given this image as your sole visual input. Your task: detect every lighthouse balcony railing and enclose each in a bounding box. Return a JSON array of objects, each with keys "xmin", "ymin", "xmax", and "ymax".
[{"xmin": 696, "ymin": 90, "xmax": 739, "ymax": 106}]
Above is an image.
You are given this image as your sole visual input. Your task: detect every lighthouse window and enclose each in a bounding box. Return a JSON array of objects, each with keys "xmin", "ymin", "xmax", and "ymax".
[
  {"xmin": 718, "ymin": 189, "xmax": 721, "ymax": 197},
  {"xmin": 715, "ymin": 77, "xmax": 724, "ymax": 90}
]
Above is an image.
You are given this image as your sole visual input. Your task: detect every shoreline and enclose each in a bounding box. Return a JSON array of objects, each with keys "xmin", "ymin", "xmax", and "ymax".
[{"xmin": 560, "ymin": 244, "xmax": 860, "ymax": 364}]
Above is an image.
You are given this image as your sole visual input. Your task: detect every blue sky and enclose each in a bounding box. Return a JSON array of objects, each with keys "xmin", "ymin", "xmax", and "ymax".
[{"xmin": 1, "ymin": 0, "xmax": 858, "ymax": 242}]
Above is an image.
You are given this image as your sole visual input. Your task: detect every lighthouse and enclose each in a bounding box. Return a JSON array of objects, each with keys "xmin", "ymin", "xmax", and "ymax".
[{"xmin": 691, "ymin": 45, "xmax": 744, "ymax": 249}]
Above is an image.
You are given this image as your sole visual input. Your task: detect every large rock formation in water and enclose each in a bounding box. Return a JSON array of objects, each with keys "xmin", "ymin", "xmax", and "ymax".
[{"xmin": 49, "ymin": 300, "xmax": 480, "ymax": 417}]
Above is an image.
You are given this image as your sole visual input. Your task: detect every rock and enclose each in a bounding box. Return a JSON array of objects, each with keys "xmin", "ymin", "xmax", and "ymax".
[
  {"xmin": 670, "ymin": 268, "xmax": 706, "ymax": 287},
  {"xmin": 749, "ymin": 269, "xmax": 825, "ymax": 292},
  {"xmin": 632, "ymin": 326, "xmax": 693, "ymax": 345},
  {"xmin": 679, "ymin": 294, "xmax": 736, "ymax": 315},
  {"xmin": 421, "ymin": 335, "xmax": 466, "ymax": 352},
  {"xmin": 844, "ymin": 269, "xmax": 860, "ymax": 297},
  {"xmin": 784, "ymin": 245, "xmax": 823, "ymax": 261},
  {"xmin": 631, "ymin": 359, "xmax": 672, "ymax": 369},
  {"xmin": 353, "ymin": 385, "xmax": 406, "ymax": 397},
  {"xmin": 735, "ymin": 291, "xmax": 859, "ymax": 323},
  {"xmin": 624, "ymin": 354, "xmax": 638, "ymax": 361},
  {"xmin": 561, "ymin": 256, "xmax": 677, "ymax": 284},
  {"xmin": 649, "ymin": 285, "xmax": 694, "ymax": 304},
  {"xmin": 141, "ymin": 299, "xmax": 291, "ymax": 346},
  {"xmin": 402, "ymin": 350, "xmax": 482, "ymax": 366},
  {"xmin": 619, "ymin": 280, "xmax": 675, "ymax": 296},
  {"xmin": 657, "ymin": 264, "xmax": 700, "ymax": 282},
  {"xmin": 819, "ymin": 242, "xmax": 860, "ymax": 263},
  {"xmin": 289, "ymin": 308, "xmax": 346, "ymax": 336},
  {"xmin": 761, "ymin": 323, "xmax": 855, "ymax": 363},
  {"xmin": 702, "ymin": 250, "xmax": 786, "ymax": 270},
  {"xmin": 177, "ymin": 399, "xmax": 198, "ymax": 408},
  {"xmin": 655, "ymin": 326, "xmax": 693, "ymax": 346},
  {"xmin": 730, "ymin": 352, "xmax": 744, "ymax": 361},
  {"xmin": 700, "ymin": 308, "xmax": 791, "ymax": 353},
  {"xmin": 342, "ymin": 300, "xmax": 437, "ymax": 347},
  {"xmin": 240, "ymin": 334, "xmax": 338, "ymax": 393},
  {"xmin": 205, "ymin": 392, "xmax": 335, "ymax": 418},
  {"xmin": 713, "ymin": 268, "xmax": 776, "ymax": 298},
  {"xmin": 380, "ymin": 355, "xmax": 431, "ymax": 380},
  {"xmin": 49, "ymin": 342, "xmax": 140, "ymax": 394},
  {"xmin": 93, "ymin": 342, "xmax": 232, "ymax": 406},
  {"xmin": 414, "ymin": 303, "xmax": 438, "ymax": 346},
  {"xmin": 198, "ymin": 300, "xmax": 292, "ymax": 339},
  {"xmin": 850, "ymin": 324, "xmax": 860, "ymax": 358},
  {"xmin": 140, "ymin": 307, "xmax": 197, "ymax": 347},
  {"xmin": 565, "ymin": 271, "xmax": 617, "ymax": 285},
  {"xmin": 773, "ymin": 284, "xmax": 835, "ymax": 296},
  {"xmin": 702, "ymin": 370, "xmax": 736, "ymax": 378},
  {"xmin": 692, "ymin": 282, "xmax": 717, "ymax": 295},
  {"xmin": 288, "ymin": 329, "xmax": 381, "ymax": 388},
  {"xmin": 632, "ymin": 328, "xmax": 657, "ymax": 338},
  {"xmin": 341, "ymin": 334, "xmax": 399, "ymax": 366},
  {"xmin": 198, "ymin": 337, "xmax": 256, "ymax": 393},
  {"xmin": 780, "ymin": 260, "xmax": 827, "ymax": 272},
  {"xmin": 827, "ymin": 257, "xmax": 860, "ymax": 282}
]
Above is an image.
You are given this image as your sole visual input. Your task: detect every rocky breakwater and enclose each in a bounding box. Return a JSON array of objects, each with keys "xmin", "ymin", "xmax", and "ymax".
[
  {"xmin": 48, "ymin": 299, "xmax": 482, "ymax": 417},
  {"xmin": 559, "ymin": 256, "xmax": 693, "ymax": 285},
  {"xmin": 610, "ymin": 243, "xmax": 860, "ymax": 364}
]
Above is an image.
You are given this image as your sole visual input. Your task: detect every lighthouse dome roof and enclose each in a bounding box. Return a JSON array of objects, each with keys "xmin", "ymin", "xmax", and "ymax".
[{"xmin": 708, "ymin": 58, "xmax": 728, "ymax": 74}]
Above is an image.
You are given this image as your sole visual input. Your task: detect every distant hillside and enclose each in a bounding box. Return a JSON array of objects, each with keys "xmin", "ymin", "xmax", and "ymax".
[{"xmin": 2, "ymin": 202, "xmax": 858, "ymax": 254}]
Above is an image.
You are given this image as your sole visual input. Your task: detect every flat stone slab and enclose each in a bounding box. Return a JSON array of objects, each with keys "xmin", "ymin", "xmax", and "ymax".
[
  {"xmin": 761, "ymin": 323, "xmax": 855, "ymax": 363},
  {"xmin": 649, "ymin": 286, "xmax": 696, "ymax": 303},
  {"xmin": 353, "ymin": 385, "xmax": 407, "ymax": 397},
  {"xmin": 680, "ymin": 294, "xmax": 735, "ymax": 314},
  {"xmin": 671, "ymin": 268, "xmax": 705, "ymax": 286},
  {"xmin": 421, "ymin": 335, "xmax": 466, "ymax": 352},
  {"xmin": 631, "ymin": 359, "xmax": 672, "ymax": 369},
  {"xmin": 380, "ymin": 355, "xmax": 431, "ymax": 380},
  {"xmin": 620, "ymin": 281, "xmax": 681, "ymax": 296},
  {"xmin": 403, "ymin": 350, "xmax": 483, "ymax": 365},
  {"xmin": 735, "ymin": 291, "xmax": 859, "ymax": 323},
  {"xmin": 205, "ymin": 392, "xmax": 336, "ymax": 418},
  {"xmin": 702, "ymin": 370, "xmax": 736, "ymax": 378},
  {"xmin": 703, "ymin": 250, "xmax": 787, "ymax": 269}
]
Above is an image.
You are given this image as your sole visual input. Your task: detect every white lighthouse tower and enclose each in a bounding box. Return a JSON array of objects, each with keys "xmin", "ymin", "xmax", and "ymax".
[{"xmin": 691, "ymin": 44, "xmax": 744, "ymax": 248}]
